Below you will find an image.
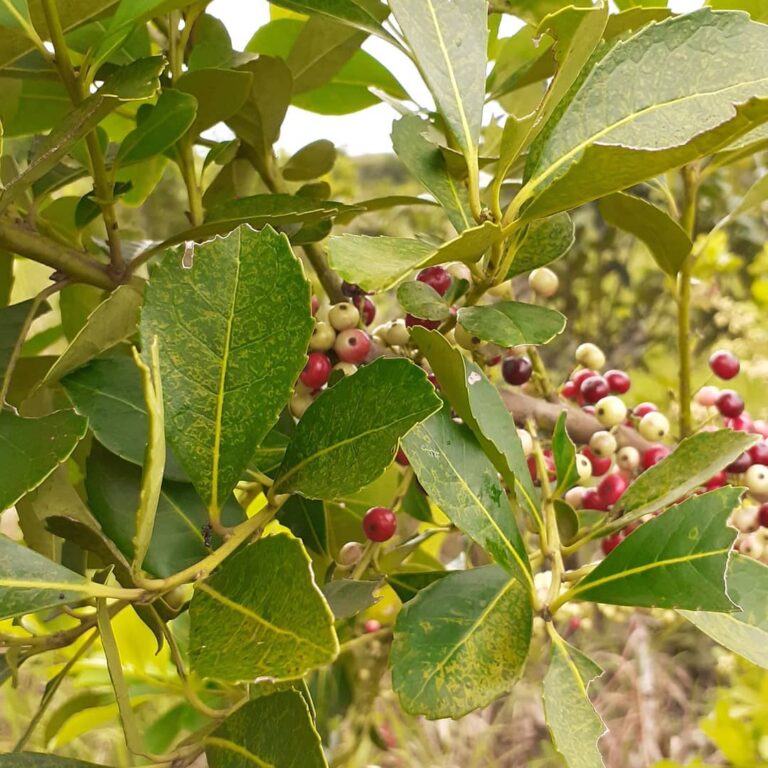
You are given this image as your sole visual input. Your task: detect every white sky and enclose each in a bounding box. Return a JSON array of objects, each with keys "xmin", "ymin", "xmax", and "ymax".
[{"xmin": 207, "ymin": 0, "xmax": 706, "ymax": 156}]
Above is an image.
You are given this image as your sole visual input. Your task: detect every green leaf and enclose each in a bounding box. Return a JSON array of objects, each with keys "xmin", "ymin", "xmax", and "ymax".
[
  {"xmin": 116, "ymin": 89, "xmax": 197, "ymax": 166},
  {"xmin": 273, "ymin": 358, "xmax": 440, "ymax": 499},
  {"xmin": 457, "ymin": 301, "xmax": 566, "ymax": 347},
  {"xmin": 206, "ymin": 691, "xmax": 327, "ymax": 768},
  {"xmin": 543, "ymin": 634, "xmax": 606, "ymax": 768},
  {"xmin": 387, "ymin": 570, "xmax": 448, "ymax": 603},
  {"xmin": 277, "ymin": 495, "xmax": 327, "ymax": 556},
  {"xmin": 391, "ymin": 565, "xmax": 532, "ymax": 719},
  {"xmin": 62, "ymin": 357, "xmax": 188, "ymax": 481},
  {"xmin": 268, "ymin": 0, "xmax": 389, "ymax": 39},
  {"xmin": 0, "ymin": 0, "xmax": 30, "ymax": 31},
  {"xmin": 0, "ymin": 251, "xmax": 12, "ymax": 308},
  {"xmin": 388, "ymin": 0, "xmax": 487, "ymax": 162},
  {"xmin": 599, "ymin": 192, "xmax": 692, "ymax": 277},
  {"xmin": 410, "ymin": 327, "xmax": 538, "ymax": 522},
  {"xmin": 680, "ymin": 554, "xmax": 768, "ymax": 669},
  {"xmin": 282, "ymin": 139, "xmax": 336, "ymax": 180},
  {"xmin": 396, "ymin": 281, "xmax": 450, "ymax": 321},
  {"xmin": 0, "ymin": 535, "xmax": 110, "ymax": 620},
  {"xmin": 0, "ymin": 754, "xmax": 104, "ymax": 767},
  {"xmin": 176, "ymin": 68, "xmax": 253, "ymax": 133},
  {"xmin": 402, "ymin": 405, "xmax": 531, "ymax": 581},
  {"xmin": 322, "ymin": 579, "xmax": 380, "ymax": 619},
  {"xmin": 141, "ymin": 225, "xmax": 313, "ymax": 515},
  {"xmin": 552, "ymin": 411, "xmax": 578, "ymax": 496},
  {"xmin": 187, "ymin": 14, "xmax": 233, "ymax": 71},
  {"xmin": 85, "ymin": 444, "xmax": 244, "ymax": 579},
  {"xmin": 520, "ymin": 10, "xmax": 768, "ymax": 219},
  {"xmin": 43, "ymin": 283, "xmax": 143, "ymax": 384},
  {"xmin": 328, "ymin": 221, "xmax": 503, "ymax": 292},
  {"xmin": 0, "ymin": 410, "xmax": 87, "ymax": 510},
  {"xmin": 0, "ymin": 298, "xmax": 49, "ymax": 380},
  {"xmin": 190, "ymin": 534, "xmax": 338, "ymax": 681},
  {"xmin": 570, "ymin": 487, "xmax": 741, "ymax": 610},
  {"xmin": 391, "ymin": 114, "xmax": 472, "ymax": 233},
  {"xmin": 507, "ymin": 213, "xmax": 574, "ymax": 278},
  {"xmin": 614, "ymin": 429, "xmax": 758, "ymax": 526}
]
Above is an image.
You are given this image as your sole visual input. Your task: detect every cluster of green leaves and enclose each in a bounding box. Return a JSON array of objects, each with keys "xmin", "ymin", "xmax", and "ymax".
[{"xmin": 0, "ymin": 1, "xmax": 768, "ymax": 767}]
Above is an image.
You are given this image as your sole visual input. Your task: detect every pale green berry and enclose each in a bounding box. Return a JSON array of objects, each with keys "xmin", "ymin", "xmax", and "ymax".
[
  {"xmin": 328, "ymin": 301, "xmax": 360, "ymax": 331},
  {"xmin": 638, "ymin": 411, "xmax": 670, "ymax": 441},
  {"xmin": 589, "ymin": 430, "xmax": 617, "ymax": 458},
  {"xmin": 454, "ymin": 323, "xmax": 482, "ymax": 351},
  {"xmin": 746, "ymin": 464, "xmax": 768, "ymax": 496},
  {"xmin": 309, "ymin": 321, "xmax": 336, "ymax": 351},
  {"xmin": 575, "ymin": 342, "xmax": 606, "ymax": 370},
  {"xmin": 516, "ymin": 428, "xmax": 533, "ymax": 457},
  {"xmin": 596, "ymin": 396, "xmax": 627, "ymax": 427},
  {"xmin": 565, "ymin": 486, "xmax": 586, "ymax": 510},
  {"xmin": 290, "ymin": 391, "xmax": 313, "ymax": 418},
  {"xmin": 529, "ymin": 268, "xmax": 559, "ymax": 298},
  {"xmin": 576, "ymin": 453, "xmax": 593, "ymax": 481},
  {"xmin": 385, "ymin": 319, "xmax": 410, "ymax": 347},
  {"xmin": 617, "ymin": 446, "xmax": 640, "ymax": 472}
]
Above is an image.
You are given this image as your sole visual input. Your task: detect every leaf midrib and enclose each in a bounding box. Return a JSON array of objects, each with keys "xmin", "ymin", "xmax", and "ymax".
[{"xmin": 205, "ymin": 737, "xmax": 274, "ymax": 768}]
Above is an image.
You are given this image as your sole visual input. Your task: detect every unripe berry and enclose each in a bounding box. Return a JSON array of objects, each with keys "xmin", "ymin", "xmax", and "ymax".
[
  {"xmin": 575, "ymin": 453, "xmax": 592, "ymax": 481},
  {"xmin": 731, "ymin": 505, "xmax": 758, "ymax": 534},
  {"xmin": 589, "ymin": 430, "xmax": 617, "ymax": 458},
  {"xmin": 329, "ymin": 301, "xmax": 360, "ymax": 331},
  {"xmin": 575, "ymin": 343, "xmax": 606, "ymax": 371},
  {"xmin": 598, "ymin": 473, "xmax": 628, "ymax": 506},
  {"xmin": 405, "ymin": 314, "xmax": 440, "ymax": 330},
  {"xmin": 583, "ymin": 447, "xmax": 612, "ymax": 476},
  {"xmin": 529, "ymin": 267, "xmax": 559, "ymax": 298},
  {"xmin": 727, "ymin": 451, "xmax": 752, "ymax": 474},
  {"xmin": 638, "ymin": 411, "xmax": 670, "ymax": 441},
  {"xmin": 300, "ymin": 352, "xmax": 332, "ymax": 389},
  {"xmin": 338, "ymin": 541, "xmax": 364, "ymax": 566},
  {"xmin": 311, "ymin": 296, "xmax": 319, "ymax": 316},
  {"xmin": 309, "ymin": 321, "xmax": 336, "ymax": 351},
  {"xmin": 417, "ymin": 266, "xmax": 452, "ymax": 296},
  {"xmin": 565, "ymin": 486, "xmax": 586, "ymax": 509},
  {"xmin": 642, "ymin": 444, "xmax": 670, "ymax": 469},
  {"xmin": 455, "ymin": 323, "xmax": 482, "ymax": 351},
  {"xmin": 385, "ymin": 319, "xmax": 410, "ymax": 347},
  {"xmin": 333, "ymin": 361, "xmax": 358, "ymax": 377},
  {"xmin": 695, "ymin": 386, "xmax": 720, "ymax": 407},
  {"xmin": 290, "ymin": 391, "xmax": 313, "ymax": 419},
  {"xmin": 516, "ymin": 428, "xmax": 533, "ymax": 457},
  {"xmin": 580, "ymin": 375, "xmax": 609, "ymax": 404},
  {"xmin": 716, "ymin": 389, "xmax": 745, "ymax": 418},
  {"xmin": 605, "ymin": 369, "xmax": 631, "ymax": 394},
  {"xmin": 362, "ymin": 506, "xmax": 397, "ymax": 542},
  {"xmin": 709, "ymin": 350, "xmax": 740, "ymax": 380},
  {"xmin": 334, "ymin": 328, "xmax": 371, "ymax": 364},
  {"xmin": 447, "ymin": 262, "xmax": 472, "ymax": 283},
  {"xmin": 596, "ymin": 396, "xmax": 627, "ymax": 427},
  {"xmin": 363, "ymin": 619, "xmax": 382, "ymax": 634},
  {"xmin": 617, "ymin": 446, "xmax": 640, "ymax": 472},
  {"xmin": 745, "ymin": 465, "xmax": 768, "ymax": 496},
  {"xmin": 502, "ymin": 356, "xmax": 533, "ymax": 386}
]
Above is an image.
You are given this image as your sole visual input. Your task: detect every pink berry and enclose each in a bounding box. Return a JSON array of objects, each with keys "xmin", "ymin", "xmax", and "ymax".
[
  {"xmin": 583, "ymin": 489, "xmax": 609, "ymax": 512},
  {"xmin": 726, "ymin": 451, "xmax": 752, "ymax": 474},
  {"xmin": 300, "ymin": 352, "xmax": 332, "ymax": 389},
  {"xmin": 405, "ymin": 314, "xmax": 440, "ymax": 330},
  {"xmin": 362, "ymin": 507, "xmax": 397, "ymax": 542},
  {"xmin": 502, "ymin": 356, "xmax": 533, "ymax": 386},
  {"xmin": 634, "ymin": 402, "xmax": 658, "ymax": 418},
  {"xmin": 580, "ymin": 375, "xmax": 609, "ymax": 404},
  {"xmin": 416, "ymin": 266, "xmax": 452, "ymax": 296},
  {"xmin": 311, "ymin": 296, "xmax": 319, "ymax": 316},
  {"xmin": 695, "ymin": 386, "xmax": 720, "ymax": 407},
  {"xmin": 582, "ymin": 405, "xmax": 596, "ymax": 415},
  {"xmin": 727, "ymin": 414, "xmax": 753, "ymax": 432},
  {"xmin": 364, "ymin": 619, "xmax": 381, "ymax": 633},
  {"xmin": 583, "ymin": 447, "xmax": 612, "ymax": 477},
  {"xmin": 334, "ymin": 329, "xmax": 371, "ymax": 364},
  {"xmin": 642, "ymin": 444, "xmax": 670, "ymax": 470},
  {"xmin": 709, "ymin": 350, "xmax": 740, "ymax": 380},
  {"xmin": 598, "ymin": 473, "xmax": 629, "ymax": 506},
  {"xmin": 716, "ymin": 389, "xmax": 745, "ymax": 418},
  {"xmin": 753, "ymin": 420, "xmax": 768, "ymax": 438},
  {"xmin": 605, "ymin": 369, "xmax": 631, "ymax": 394},
  {"xmin": 751, "ymin": 441, "xmax": 768, "ymax": 465},
  {"xmin": 601, "ymin": 533, "xmax": 622, "ymax": 555},
  {"xmin": 758, "ymin": 503, "xmax": 768, "ymax": 528}
]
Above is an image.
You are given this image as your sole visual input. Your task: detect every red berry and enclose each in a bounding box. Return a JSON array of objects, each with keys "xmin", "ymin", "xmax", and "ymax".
[
  {"xmin": 502, "ymin": 356, "xmax": 533, "ymax": 386},
  {"xmin": 583, "ymin": 447, "xmax": 612, "ymax": 476},
  {"xmin": 572, "ymin": 369, "xmax": 597, "ymax": 388},
  {"xmin": 300, "ymin": 352, "xmax": 332, "ymax": 389},
  {"xmin": 417, "ymin": 266, "xmax": 452, "ymax": 296},
  {"xmin": 709, "ymin": 350, "xmax": 740, "ymax": 380},
  {"xmin": 716, "ymin": 389, "xmax": 745, "ymax": 418},
  {"xmin": 750, "ymin": 441, "xmax": 768, "ymax": 465},
  {"xmin": 605, "ymin": 369, "xmax": 631, "ymax": 394},
  {"xmin": 486, "ymin": 354, "xmax": 502, "ymax": 367},
  {"xmin": 726, "ymin": 451, "xmax": 752, "ymax": 474},
  {"xmin": 527, "ymin": 455, "xmax": 537, "ymax": 482},
  {"xmin": 405, "ymin": 314, "xmax": 440, "ymax": 330},
  {"xmin": 395, "ymin": 448, "xmax": 410, "ymax": 467},
  {"xmin": 758, "ymin": 503, "xmax": 768, "ymax": 528},
  {"xmin": 580, "ymin": 375, "xmax": 609, "ymax": 404},
  {"xmin": 569, "ymin": 617, "xmax": 582, "ymax": 632},
  {"xmin": 704, "ymin": 471, "xmax": 727, "ymax": 490},
  {"xmin": 583, "ymin": 489, "xmax": 609, "ymax": 511},
  {"xmin": 363, "ymin": 619, "xmax": 381, "ymax": 633},
  {"xmin": 598, "ymin": 473, "xmax": 629, "ymax": 506},
  {"xmin": 634, "ymin": 402, "xmax": 658, "ymax": 418},
  {"xmin": 642, "ymin": 444, "xmax": 670, "ymax": 469},
  {"xmin": 335, "ymin": 329, "xmax": 371, "ymax": 364},
  {"xmin": 622, "ymin": 521, "xmax": 641, "ymax": 538},
  {"xmin": 427, "ymin": 374, "xmax": 439, "ymax": 389},
  {"xmin": 601, "ymin": 533, "xmax": 622, "ymax": 555},
  {"xmin": 561, "ymin": 380, "xmax": 578, "ymax": 399},
  {"xmin": 726, "ymin": 414, "xmax": 753, "ymax": 432},
  {"xmin": 355, "ymin": 297, "xmax": 376, "ymax": 326},
  {"xmin": 362, "ymin": 507, "xmax": 397, "ymax": 542}
]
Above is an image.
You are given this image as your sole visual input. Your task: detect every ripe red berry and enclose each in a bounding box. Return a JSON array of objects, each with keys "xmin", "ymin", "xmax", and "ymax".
[
  {"xmin": 605, "ymin": 369, "xmax": 631, "ymax": 394},
  {"xmin": 642, "ymin": 444, "xmax": 670, "ymax": 470},
  {"xmin": 758, "ymin": 503, "xmax": 768, "ymax": 528},
  {"xmin": 726, "ymin": 414, "xmax": 753, "ymax": 432},
  {"xmin": 572, "ymin": 369, "xmax": 597, "ymax": 388},
  {"xmin": 598, "ymin": 473, "xmax": 629, "ymax": 506},
  {"xmin": 580, "ymin": 375, "xmax": 609, "ymax": 404},
  {"xmin": 601, "ymin": 533, "xmax": 622, "ymax": 555},
  {"xmin": 362, "ymin": 507, "xmax": 397, "ymax": 542},
  {"xmin": 417, "ymin": 266, "xmax": 452, "ymax": 296},
  {"xmin": 561, "ymin": 380, "xmax": 578, "ymax": 399},
  {"xmin": 395, "ymin": 448, "xmax": 410, "ymax": 467},
  {"xmin": 704, "ymin": 471, "xmax": 727, "ymax": 490},
  {"xmin": 633, "ymin": 402, "xmax": 658, "ymax": 418},
  {"xmin": 405, "ymin": 314, "xmax": 441, "ymax": 330},
  {"xmin": 716, "ymin": 389, "xmax": 745, "ymax": 418},
  {"xmin": 726, "ymin": 451, "xmax": 752, "ymax": 474},
  {"xmin": 583, "ymin": 447, "xmax": 612, "ymax": 476},
  {"xmin": 709, "ymin": 350, "xmax": 740, "ymax": 380},
  {"xmin": 355, "ymin": 296, "xmax": 376, "ymax": 326},
  {"xmin": 300, "ymin": 352, "xmax": 332, "ymax": 389},
  {"xmin": 334, "ymin": 329, "xmax": 371, "ymax": 364},
  {"xmin": 583, "ymin": 488, "xmax": 609, "ymax": 511},
  {"xmin": 502, "ymin": 356, "xmax": 533, "ymax": 386},
  {"xmin": 750, "ymin": 441, "xmax": 768, "ymax": 465}
]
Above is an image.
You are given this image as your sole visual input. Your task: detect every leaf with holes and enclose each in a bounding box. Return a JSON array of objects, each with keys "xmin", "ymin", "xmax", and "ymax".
[
  {"xmin": 190, "ymin": 534, "xmax": 338, "ymax": 681},
  {"xmin": 141, "ymin": 225, "xmax": 313, "ymax": 515}
]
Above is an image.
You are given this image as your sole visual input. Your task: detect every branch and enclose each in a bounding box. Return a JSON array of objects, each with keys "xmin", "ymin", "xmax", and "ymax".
[{"xmin": 0, "ymin": 220, "xmax": 115, "ymax": 289}]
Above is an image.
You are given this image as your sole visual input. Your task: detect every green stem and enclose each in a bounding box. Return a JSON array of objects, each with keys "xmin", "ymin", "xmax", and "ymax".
[
  {"xmin": 528, "ymin": 346, "xmax": 557, "ymax": 400},
  {"xmin": 41, "ymin": 0, "xmax": 124, "ymax": 276}
]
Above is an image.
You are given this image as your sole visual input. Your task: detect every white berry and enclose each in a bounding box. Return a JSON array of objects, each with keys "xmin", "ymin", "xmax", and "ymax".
[
  {"xmin": 289, "ymin": 391, "xmax": 313, "ymax": 418},
  {"xmin": 575, "ymin": 343, "xmax": 606, "ymax": 371},
  {"xmin": 529, "ymin": 267, "xmax": 559, "ymax": 298},
  {"xmin": 596, "ymin": 396, "xmax": 627, "ymax": 427},
  {"xmin": 455, "ymin": 323, "xmax": 481, "ymax": 351},
  {"xmin": 385, "ymin": 319, "xmax": 410, "ymax": 347},
  {"xmin": 328, "ymin": 302, "xmax": 360, "ymax": 331},
  {"xmin": 575, "ymin": 453, "xmax": 592, "ymax": 481},
  {"xmin": 516, "ymin": 428, "xmax": 533, "ymax": 457},
  {"xmin": 589, "ymin": 430, "xmax": 617, "ymax": 458},
  {"xmin": 309, "ymin": 321, "xmax": 336, "ymax": 351},
  {"xmin": 746, "ymin": 464, "xmax": 768, "ymax": 496},
  {"xmin": 333, "ymin": 361, "xmax": 358, "ymax": 377},
  {"xmin": 617, "ymin": 446, "xmax": 640, "ymax": 472},
  {"xmin": 731, "ymin": 505, "xmax": 758, "ymax": 533},
  {"xmin": 565, "ymin": 486, "xmax": 586, "ymax": 509},
  {"xmin": 638, "ymin": 411, "xmax": 670, "ymax": 441}
]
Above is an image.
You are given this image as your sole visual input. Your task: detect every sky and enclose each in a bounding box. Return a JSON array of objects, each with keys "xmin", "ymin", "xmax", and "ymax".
[{"xmin": 206, "ymin": 0, "xmax": 707, "ymax": 157}]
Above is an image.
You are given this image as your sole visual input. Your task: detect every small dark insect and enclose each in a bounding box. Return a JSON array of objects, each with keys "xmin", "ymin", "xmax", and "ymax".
[
  {"xmin": 58, "ymin": 592, "xmax": 66, "ymax": 600},
  {"xmin": 202, "ymin": 523, "xmax": 213, "ymax": 548}
]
